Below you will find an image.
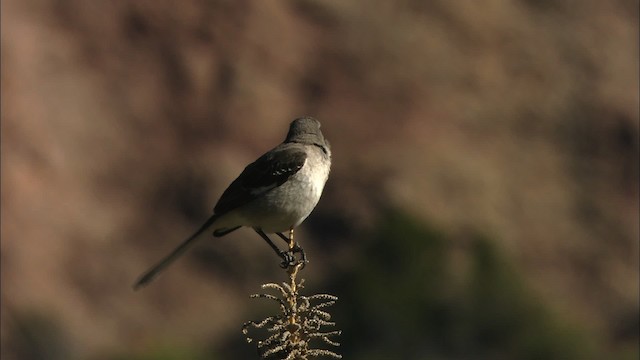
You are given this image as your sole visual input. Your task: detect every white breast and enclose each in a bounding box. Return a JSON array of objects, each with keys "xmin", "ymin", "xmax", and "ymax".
[{"xmin": 226, "ymin": 145, "xmax": 331, "ymax": 233}]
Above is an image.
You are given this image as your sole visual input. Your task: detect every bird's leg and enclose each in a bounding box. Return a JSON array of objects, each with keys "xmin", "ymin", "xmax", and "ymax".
[
  {"xmin": 255, "ymin": 229, "xmax": 294, "ymax": 268},
  {"xmin": 278, "ymin": 231, "xmax": 307, "ymax": 267},
  {"xmin": 275, "ymin": 229, "xmax": 307, "ymax": 266},
  {"xmin": 276, "ymin": 232, "xmax": 290, "ymax": 244},
  {"xmin": 287, "ymin": 227, "xmax": 307, "ymax": 267},
  {"xmin": 297, "ymin": 244, "xmax": 307, "ymax": 267},
  {"xmin": 276, "ymin": 229, "xmax": 307, "ymax": 262}
]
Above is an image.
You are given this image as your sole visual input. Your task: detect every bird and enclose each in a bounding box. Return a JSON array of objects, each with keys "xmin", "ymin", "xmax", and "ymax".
[{"xmin": 133, "ymin": 117, "xmax": 331, "ymax": 290}]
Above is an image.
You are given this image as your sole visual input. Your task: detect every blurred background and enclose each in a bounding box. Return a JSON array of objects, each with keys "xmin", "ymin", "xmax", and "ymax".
[{"xmin": 1, "ymin": 0, "xmax": 638, "ymax": 359}]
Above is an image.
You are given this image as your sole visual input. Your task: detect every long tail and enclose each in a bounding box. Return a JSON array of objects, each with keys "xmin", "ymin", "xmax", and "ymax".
[{"xmin": 133, "ymin": 214, "xmax": 219, "ymax": 290}]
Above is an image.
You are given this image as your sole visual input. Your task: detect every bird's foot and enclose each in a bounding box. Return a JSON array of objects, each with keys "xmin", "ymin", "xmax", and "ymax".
[
  {"xmin": 291, "ymin": 243, "xmax": 308, "ymax": 269},
  {"xmin": 278, "ymin": 245, "xmax": 308, "ymax": 269},
  {"xmin": 279, "ymin": 250, "xmax": 296, "ymax": 269}
]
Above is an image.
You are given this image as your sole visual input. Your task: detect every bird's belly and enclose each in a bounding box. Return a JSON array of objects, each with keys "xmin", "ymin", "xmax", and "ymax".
[{"xmin": 239, "ymin": 168, "xmax": 327, "ymax": 233}]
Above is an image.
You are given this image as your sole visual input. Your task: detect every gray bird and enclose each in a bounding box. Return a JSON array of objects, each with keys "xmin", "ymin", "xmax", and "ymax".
[{"xmin": 133, "ymin": 117, "xmax": 331, "ymax": 290}]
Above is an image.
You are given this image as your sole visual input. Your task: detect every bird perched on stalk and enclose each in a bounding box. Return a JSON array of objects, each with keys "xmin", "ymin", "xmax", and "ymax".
[{"xmin": 134, "ymin": 117, "xmax": 331, "ymax": 290}]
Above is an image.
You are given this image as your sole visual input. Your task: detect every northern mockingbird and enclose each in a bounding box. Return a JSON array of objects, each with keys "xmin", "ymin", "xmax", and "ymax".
[{"xmin": 133, "ymin": 117, "xmax": 331, "ymax": 289}]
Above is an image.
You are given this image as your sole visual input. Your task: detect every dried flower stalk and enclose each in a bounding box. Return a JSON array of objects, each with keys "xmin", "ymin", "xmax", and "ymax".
[{"xmin": 243, "ymin": 229, "xmax": 341, "ymax": 359}]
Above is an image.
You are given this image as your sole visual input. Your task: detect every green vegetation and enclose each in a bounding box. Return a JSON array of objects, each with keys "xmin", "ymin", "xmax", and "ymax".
[
  {"xmin": 7, "ymin": 209, "xmax": 633, "ymax": 360},
  {"xmin": 329, "ymin": 210, "xmax": 606, "ymax": 360}
]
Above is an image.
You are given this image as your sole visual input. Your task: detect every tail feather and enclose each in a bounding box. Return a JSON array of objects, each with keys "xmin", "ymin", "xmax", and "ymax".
[{"xmin": 133, "ymin": 214, "xmax": 218, "ymax": 290}]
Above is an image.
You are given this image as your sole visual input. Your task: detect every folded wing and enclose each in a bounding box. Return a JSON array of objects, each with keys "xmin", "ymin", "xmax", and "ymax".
[{"xmin": 213, "ymin": 143, "xmax": 307, "ymax": 215}]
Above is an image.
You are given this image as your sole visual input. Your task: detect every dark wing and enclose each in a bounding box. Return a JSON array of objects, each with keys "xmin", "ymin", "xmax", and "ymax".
[{"xmin": 213, "ymin": 144, "xmax": 307, "ymax": 215}]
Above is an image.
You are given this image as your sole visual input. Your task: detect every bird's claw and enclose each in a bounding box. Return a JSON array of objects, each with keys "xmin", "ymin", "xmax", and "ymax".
[
  {"xmin": 279, "ymin": 250, "xmax": 296, "ymax": 268},
  {"xmin": 278, "ymin": 245, "xmax": 308, "ymax": 269},
  {"xmin": 291, "ymin": 244, "xmax": 308, "ymax": 269}
]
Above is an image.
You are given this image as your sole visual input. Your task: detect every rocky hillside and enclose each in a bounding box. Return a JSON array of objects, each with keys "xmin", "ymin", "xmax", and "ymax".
[{"xmin": 2, "ymin": 0, "xmax": 638, "ymax": 359}]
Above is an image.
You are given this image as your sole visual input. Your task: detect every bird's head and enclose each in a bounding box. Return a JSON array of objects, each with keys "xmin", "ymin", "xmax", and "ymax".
[{"xmin": 285, "ymin": 117, "xmax": 329, "ymax": 153}]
